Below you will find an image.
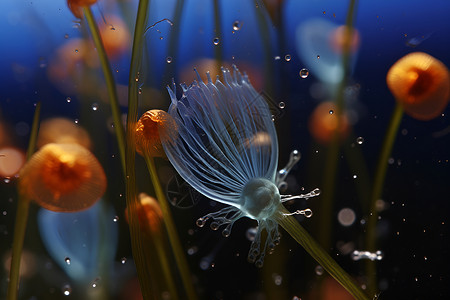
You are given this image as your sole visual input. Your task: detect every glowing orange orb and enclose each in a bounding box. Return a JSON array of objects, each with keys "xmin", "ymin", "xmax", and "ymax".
[
  {"xmin": 37, "ymin": 117, "xmax": 92, "ymax": 149},
  {"xmin": 99, "ymin": 16, "xmax": 131, "ymax": 59},
  {"xmin": 67, "ymin": 0, "xmax": 97, "ymax": 19},
  {"xmin": 135, "ymin": 110, "xmax": 177, "ymax": 158},
  {"xmin": 387, "ymin": 52, "xmax": 450, "ymax": 120},
  {"xmin": 19, "ymin": 143, "xmax": 106, "ymax": 212},
  {"xmin": 309, "ymin": 102, "xmax": 350, "ymax": 145}
]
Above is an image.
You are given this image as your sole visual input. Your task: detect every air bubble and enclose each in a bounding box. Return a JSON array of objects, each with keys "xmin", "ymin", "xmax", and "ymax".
[
  {"xmin": 213, "ymin": 37, "xmax": 220, "ymax": 45},
  {"xmin": 356, "ymin": 136, "xmax": 364, "ymax": 144},
  {"xmin": 278, "ymin": 102, "xmax": 285, "ymax": 109},
  {"xmin": 64, "ymin": 257, "xmax": 71, "ymax": 265},
  {"xmin": 272, "ymin": 273, "xmax": 283, "ymax": 285},
  {"xmin": 91, "ymin": 103, "xmax": 99, "ymax": 111},
  {"xmin": 274, "ymin": 56, "xmax": 281, "ymax": 60},
  {"xmin": 64, "ymin": 34, "xmax": 69, "ymax": 39},
  {"xmin": 351, "ymin": 250, "xmax": 384, "ymax": 261},
  {"xmin": 285, "ymin": 54, "xmax": 291, "ymax": 61},
  {"xmin": 317, "ymin": 55, "xmax": 320, "ymax": 59},
  {"xmin": 315, "ymin": 265, "xmax": 324, "ymax": 275},
  {"xmin": 166, "ymin": 56, "xmax": 173, "ymax": 64},
  {"xmin": 329, "ymin": 110, "xmax": 334, "ymax": 114},
  {"xmin": 232, "ymin": 20, "xmax": 241, "ymax": 31},
  {"xmin": 113, "ymin": 216, "xmax": 119, "ymax": 222},
  {"xmin": 66, "ymin": 97, "xmax": 71, "ymax": 103},
  {"xmin": 121, "ymin": 257, "xmax": 127, "ymax": 264},
  {"xmin": 62, "ymin": 284, "xmax": 72, "ymax": 296},
  {"xmin": 299, "ymin": 68, "xmax": 309, "ymax": 78}
]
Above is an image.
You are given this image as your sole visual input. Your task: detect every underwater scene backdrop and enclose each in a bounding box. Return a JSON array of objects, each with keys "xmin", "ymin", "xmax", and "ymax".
[{"xmin": 1, "ymin": 0, "xmax": 449, "ymax": 299}]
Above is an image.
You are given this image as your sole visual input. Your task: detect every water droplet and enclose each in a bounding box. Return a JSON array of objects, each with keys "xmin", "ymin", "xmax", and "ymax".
[
  {"xmin": 278, "ymin": 102, "xmax": 285, "ymax": 109},
  {"xmin": 64, "ymin": 34, "xmax": 69, "ymax": 39},
  {"xmin": 274, "ymin": 56, "xmax": 281, "ymax": 60},
  {"xmin": 91, "ymin": 277, "xmax": 101, "ymax": 288},
  {"xmin": 299, "ymin": 68, "xmax": 309, "ymax": 78},
  {"xmin": 351, "ymin": 250, "xmax": 384, "ymax": 261},
  {"xmin": 62, "ymin": 284, "xmax": 72, "ymax": 296},
  {"xmin": 303, "ymin": 209, "xmax": 313, "ymax": 218},
  {"xmin": 329, "ymin": 110, "xmax": 334, "ymax": 114},
  {"xmin": 74, "ymin": 49, "xmax": 79, "ymax": 53},
  {"xmin": 66, "ymin": 97, "xmax": 71, "ymax": 103},
  {"xmin": 232, "ymin": 20, "xmax": 241, "ymax": 31},
  {"xmin": 113, "ymin": 216, "xmax": 119, "ymax": 222},
  {"xmin": 353, "ymin": 174, "xmax": 357, "ymax": 179},
  {"xmin": 284, "ymin": 54, "xmax": 291, "ymax": 61},
  {"xmin": 3, "ymin": 178, "xmax": 11, "ymax": 183},
  {"xmin": 315, "ymin": 265, "xmax": 324, "ymax": 275},
  {"xmin": 187, "ymin": 246, "xmax": 198, "ymax": 255},
  {"xmin": 166, "ymin": 56, "xmax": 172, "ymax": 64},
  {"xmin": 121, "ymin": 257, "xmax": 127, "ymax": 264},
  {"xmin": 64, "ymin": 257, "xmax": 71, "ymax": 265},
  {"xmin": 91, "ymin": 103, "xmax": 99, "ymax": 111},
  {"xmin": 272, "ymin": 273, "xmax": 283, "ymax": 285},
  {"xmin": 317, "ymin": 55, "xmax": 320, "ymax": 59},
  {"xmin": 74, "ymin": 119, "xmax": 79, "ymax": 124},
  {"xmin": 213, "ymin": 37, "xmax": 220, "ymax": 45},
  {"xmin": 356, "ymin": 136, "xmax": 364, "ymax": 144}
]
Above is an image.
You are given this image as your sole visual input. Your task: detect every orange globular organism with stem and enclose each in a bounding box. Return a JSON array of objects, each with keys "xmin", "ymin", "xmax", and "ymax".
[
  {"xmin": 308, "ymin": 101, "xmax": 350, "ymax": 145},
  {"xmin": 19, "ymin": 143, "xmax": 106, "ymax": 212},
  {"xmin": 329, "ymin": 25, "xmax": 361, "ymax": 54},
  {"xmin": 387, "ymin": 52, "xmax": 450, "ymax": 120},
  {"xmin": 67, "ymin": 0, "xmax": 97, "ymax": 19},
  {"xmin": 135, "ymin": 109, "xmax": 177, "ymax": 158},
  {"xmin": 126, "ymin": 193, "xmax": 164, "ymax": 236}
]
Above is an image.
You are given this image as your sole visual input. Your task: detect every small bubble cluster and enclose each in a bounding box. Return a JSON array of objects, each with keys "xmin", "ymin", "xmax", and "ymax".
[{"xmin": 351, "ymin": 250, "xmax": 384, "ymax": 261}]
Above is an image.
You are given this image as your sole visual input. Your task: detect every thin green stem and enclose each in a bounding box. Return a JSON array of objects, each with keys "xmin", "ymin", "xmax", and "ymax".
[
  {"xmin": 145, "ymin": 155, "xmax": 197, "ymax": 300},
  {"xmin": 275, "ymin": 206, "xmax": 369, "ymax": 300},
  {"xmin": 318, "ymin": 0, "xmax": 358, "ymax": 250},
  {"xmin": 153, "ymin": 233, "xmax": 180, "ymax": 300},
  {"xmin": 7, "ymin": 102, "xmax": 41, "ymax": 300},
  {"xmin": 84, "ymin": 7, "xmax": 126, "ymax": 174},
  {"xmin": 365, "ymin": 103, "xmax": 404, "ymax": 295},
  {"xmin": 126, "ymin": 0, "xmax": 151, "ymax": 299}
]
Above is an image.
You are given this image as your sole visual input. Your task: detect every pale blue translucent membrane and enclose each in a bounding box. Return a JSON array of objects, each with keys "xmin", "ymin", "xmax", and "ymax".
[{"xmin": 37, "ymin": 200, "xmax": 118, "ymax": 285}]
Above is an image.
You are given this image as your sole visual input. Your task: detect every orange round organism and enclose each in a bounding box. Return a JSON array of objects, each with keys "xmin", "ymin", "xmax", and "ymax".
[
  {"xmin": 126, "ymin": 193, "xmax": 164, "ymax": 235},
  {"xmin": 19, "ymin": 143, "xmax": 106, "ymax": 212},
  {"xmin": 37, "ymin": 117, "xmax": 92, "ymax": 150},
  {"xmin": 99, "ymin": 16, "xmax": 131, "ymax": 59},
  {"xmin": 387, "ymin": 52, "xmax": 450, "ymax": 120},
  {"xmin": 308, "ymin": 101, "xmax": 350, "ymax": 145},
  {"xmin": 135, "ymin": 109, "xmax": 177, "ymax": 158},
  {"xmin": 329, "ymin": 25, "xmax": 360, "ymax": 54},
  {"xmin": 67, "ymin": 0, "xmax": 97, "ymax": 19}
]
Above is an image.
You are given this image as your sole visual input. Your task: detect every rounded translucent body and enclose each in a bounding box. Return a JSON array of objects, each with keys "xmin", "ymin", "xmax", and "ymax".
[{"xmin": 240, "ymin": 178, "xmax": 280, "ymax": 220}]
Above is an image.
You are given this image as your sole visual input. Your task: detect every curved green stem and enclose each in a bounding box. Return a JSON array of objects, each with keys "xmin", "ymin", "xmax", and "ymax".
[
  {"xmin": 7, "ymin": 102, "xmax": 41, "ymax": 300},
  {"xmin": 365, "ymin": 103, "xmax": 404, "ymax": 295},
  {"xmin": 145, "ymin": 155, "xmax": 197, "ymax": 300},
  {"xmin": 84, "ymin": 7, "xmax": 126, "ymax": 174},
  {"xmin": 125, "ymin": 0, "xmax": 151, "ymax": 299},
  {"xmin": 275, "ymin": 206, "xmax": 369, "ymax": 300}
]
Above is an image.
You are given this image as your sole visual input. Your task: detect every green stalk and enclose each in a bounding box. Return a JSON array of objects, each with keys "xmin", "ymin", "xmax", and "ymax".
[
  {"xmin": 275, "ymin": 205, "xmax": 369, "ymax": 300},
  {"xmin": 7, "ymin": 102, "xmax": 41, "ymax": 300},
  {"xmin": 317, "ymin": 0, "xmax": 358, "ymax": 249},
  {"xmin": 365, "ymin": 103, "xmax": 403, "ymax": 295},
  {"xmin": 126, "ymin": 0, "xmax": 151, "ymax": 299},
  {"xmin": 153, "ymin": 232, "xmax": 180, "ymax": 300},
  {"xmin": 83, "ymin": 7, "xmax": 126, "ymax": 173},
  {"xmin": 144, "ymin": 155, "xmax": 197, "ymax": 300}
]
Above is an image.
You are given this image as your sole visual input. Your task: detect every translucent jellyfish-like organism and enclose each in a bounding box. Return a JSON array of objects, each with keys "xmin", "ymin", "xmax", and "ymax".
[{"xmin": 159, "ymin": 66, "xmax": 319, "ymax": 266}]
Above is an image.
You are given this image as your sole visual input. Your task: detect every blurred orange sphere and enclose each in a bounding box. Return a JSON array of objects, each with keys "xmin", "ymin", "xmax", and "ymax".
[
  {"xmin": 0, "ymin": 147, "xmax": 25, "ymax": 177},
  {"xmin": 125, "ymin": 193, "xmax": 164, "ymax": 236},
  {"xmin": 387, "ymin": 52, "xmax": 450, "ymax": 120},
  {"xmin": 329, "ymin": 25, "xmax": 360, "ymax": 54},
  {"xmin": 99, "ymin": 16, "xmax": 131, "ymax": 59},
  {"xmin": 309, "ymin": 102, "xmax": 350, "ymax": 145},
  {"xmin": 37, "ymin": 117, "xmax": 92, "ymax": 150},
  {"xmin": 19, "ymin": 143, "xmax": 106, "ymax": 212}
]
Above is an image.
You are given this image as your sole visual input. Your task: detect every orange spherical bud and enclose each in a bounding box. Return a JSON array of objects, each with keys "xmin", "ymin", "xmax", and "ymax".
[
  {"xmin": 37, "ymin": 118, "xmax": 92, "ymax": 150},
  {"xmin": 309, "ymin": 102, "xmax": 350, "ymax": 145},
  {"xmin": 387, "ymin": 52, "xmax": 450, "ymax": 120},
  {"xmin": 67, "ymin": 0, "xmax": 97, "ymax": 19},
  {"xmin": 125, "ymin": 193, "xmax": 163, "ymax": 235},
  {"xmin": 135, "ymin": 110, "xmax": 177, "ymax": 158},
  {"xmin": 19, "ymin": 143, "xmax": 106, "ymax": 212}
]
